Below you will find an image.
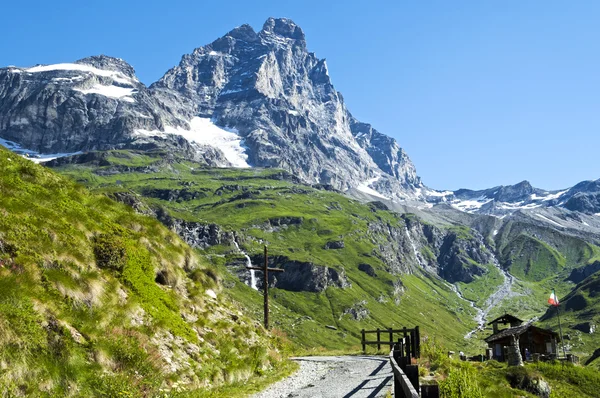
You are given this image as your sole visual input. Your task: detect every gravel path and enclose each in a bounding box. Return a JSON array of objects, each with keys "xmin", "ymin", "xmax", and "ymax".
[{"xmin": 253, "ymin": 356, "xmax": 393, "ymax": 398}]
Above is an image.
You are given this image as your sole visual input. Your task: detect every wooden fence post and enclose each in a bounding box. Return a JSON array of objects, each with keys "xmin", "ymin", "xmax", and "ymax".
[
  {"xmin": 361, "ymin": 329, "xmax": 366, "ymax": 353},
  {"xmin": 414, "ymin": 326, "xmax": 420, "ymax": 358},
  {"xmin": 392, "ymin": 345, "xmax": 403, "ymax": 398},
  {"xmin": 421, "ymin": 384, "xmax": 440, "ymax": 398},
  {"xmin": 411, "ymin": 329, "xmax": 417, "ymax": 360},
  {"xmin": 405, "ymin": 365, "xmax": 420, "ymax": 393},
  {"xmin": 377, "ymin": 328, "xmax": 381, "ymax": 351},
  {"xmin": 388, "ymin": 328, "xmax": 393, "ymax": 349}
]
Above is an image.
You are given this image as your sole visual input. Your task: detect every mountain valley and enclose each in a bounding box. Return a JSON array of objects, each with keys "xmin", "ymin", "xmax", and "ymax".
[{"xmin": 1, "ymin": 16, "xmax": 600, "ymax": 397}]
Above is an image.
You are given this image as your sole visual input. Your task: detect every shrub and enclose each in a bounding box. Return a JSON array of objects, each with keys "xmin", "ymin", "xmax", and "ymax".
[
  {"xmin": 439, "ymin": 366, "xmax": 484, "ymax": 398},
  {"xmin": 93, "ymin": 234, "xmax": 127, "ymax": 272}
]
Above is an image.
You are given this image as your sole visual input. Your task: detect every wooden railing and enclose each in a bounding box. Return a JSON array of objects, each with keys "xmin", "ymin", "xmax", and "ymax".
[
  {"xmin": 383, "ymin": 326, "xmax": 439, "ymax": 398},
  {"xmin": 361, "ymin": 326, "xmax": 420, "ymax": 355},
  {"xmin": 389, "ymin": 348, "xmax": 420, "ymax": 398}
]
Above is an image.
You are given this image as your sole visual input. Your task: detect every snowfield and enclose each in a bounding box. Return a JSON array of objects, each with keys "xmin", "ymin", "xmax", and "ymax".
[{"xmin": 135, "ymin": 117, "xmax": 250, "ymax": 168}]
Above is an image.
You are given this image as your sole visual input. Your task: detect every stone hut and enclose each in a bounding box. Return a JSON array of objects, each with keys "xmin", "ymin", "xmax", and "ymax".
[{"xmin": 485, "ymin": 314, "xmax": 560, "ymax": 363}]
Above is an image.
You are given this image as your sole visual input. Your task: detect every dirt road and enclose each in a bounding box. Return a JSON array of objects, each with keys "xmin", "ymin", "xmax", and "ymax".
[{"xmin": 253, "ymin": 355, "xmax": 393, "ymax": 398}]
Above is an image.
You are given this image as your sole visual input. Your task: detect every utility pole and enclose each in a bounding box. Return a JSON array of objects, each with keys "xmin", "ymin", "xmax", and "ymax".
[{"xmin": 247, "ymin": 245, "xmax": 284, "ymax": 329}]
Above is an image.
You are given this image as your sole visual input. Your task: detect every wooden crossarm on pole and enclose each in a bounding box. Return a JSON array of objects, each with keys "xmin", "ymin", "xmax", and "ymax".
[
  {"xmin": 246, "ymin": 267, "xmax": 284, "ymax": 272},
  {"xmin": 247, "ymin": 245, "xmax": 284, "ymax": 329}
]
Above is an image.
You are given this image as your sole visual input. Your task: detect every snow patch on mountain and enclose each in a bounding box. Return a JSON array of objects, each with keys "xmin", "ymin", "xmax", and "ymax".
[
  {"xmin": 356, "ymin": 177, "xmax": 390, "ymax": 200},
  {"xmin": 535, "ymin": 213, "xmax": 564, "ymax": 228},
  {"xmin": 496, "ymin": 202, "xmax": 542, "ymax": 210},
  {"xmin": 135, "ymin": 118, "xmax": 250, "ymax": 168},
  {"xmin": 424, "ymin": 189, "xmax": 453, "ymax": 198},
  {"xmin": 531, "ymin": 190, "xmax": 568, "ymax": 201},
  {"xmin": 74, "ymin": 85, "xmax": 136, "ymax": 102},
  {"xmin": 0, "ymin": 137, "xmax": 81, "ymax": 163},
  {"xmin": 450, "ymin": 197, "xmax": 492, "ymax": 212},
  {"xmin": 25, "ymin": 63, "xmax": 136, "ymax": 85}
]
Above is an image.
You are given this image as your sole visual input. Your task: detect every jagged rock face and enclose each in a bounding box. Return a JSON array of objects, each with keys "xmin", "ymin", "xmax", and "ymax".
[
  {"xmin": 250, "ymin": 255, "xmax": 350, "ymax": 292},
  {"xmin": 564, "ymin": 192, "xmax": 600, "ymax": 214},
  {"xmin": 0, "ymin": 56, "xmax": 195, "ymax": 155},
  {"xmin": 341, "ymin": 300, "xmax": 369, "ymax": 321},
  {"xmin": 350, "ymin": 118, "xmax": 421, "ymax": 189},
  {"xmin": 151, "ymin": 17, "xmax": 423, "ymax": 196},
  {"xmin": 358, "ymin": 263, "xmax": 377, "ymax": 277},
  {"xmin": 2, "ymin": 18, "xmax": 423, "ymax": 198},
  {"xmin": 169, "ymin": 221, "xmax": 234, "ymax": 250},
  {"xmin": 367, "ymin": 216, "xmax": 494, "ymax": 283},
  {"xmin": 437, "ymin": 232, "xmax": 491, "ymax": 283}
]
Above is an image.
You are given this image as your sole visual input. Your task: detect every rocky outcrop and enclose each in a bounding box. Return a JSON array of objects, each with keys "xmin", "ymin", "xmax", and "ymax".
[
  {"xmin": 437, "ymin": 231, "xmax": 492, "ymax": 283},
  {"xmin": 341, "ymin": 300, "xmax": 369, "ymax": 320},
  {"xmin": 567, "ymin": 261, "xmax": 600, "ymax": 283},
  {"xmin": 572, "ymin": 322, "xmax": 595, "ymax": 334},
  {"xmin": 564, "ymin": 192, "xmax": 600, "ymax": 215},
  {"xmin": 142, "ymin": 188, "xmax": 210, "ymax": 202},
  {"xmin": 106, "ymin": 191, "xmax": 156, "ymax": 216},
  {"xmin": 367, "ymin": 216, "xmax": 494, "ymax": 283},
  {"xmin": 154, "ymin": 208, "xmax": 234, "ymax": 249},
  {"xmin": 324, "ymin": 241, "xmax": 345, "ymax": 250},
  {"xmin": 170, "ymin": 221, "xmax": 233, "ymax": 250},
  {"xmin": 249, "ymin": 255, "xmax": 350, "ymax": 292},
  {"xmin": 358, "ymin": 263, "xmax": 377, "ymax": 277}
]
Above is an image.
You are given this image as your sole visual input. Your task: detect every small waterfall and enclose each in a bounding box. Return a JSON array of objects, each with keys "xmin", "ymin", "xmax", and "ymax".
[
  {"xmin": 233, "ymin": 240, "xmax": 258, "ymax": 290},
  {"xmin": 404, "ymin": 226, "xmax": 425, "ymax": 267}
]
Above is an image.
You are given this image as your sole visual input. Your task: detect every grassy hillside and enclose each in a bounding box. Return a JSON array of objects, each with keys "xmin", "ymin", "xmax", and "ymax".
[
  {"xmin": 52, "ymin": 150, "xmax": 484, "ymax": 353},
  {"xmin": 422, "ymin": 338, "xmax": 600, "ymax": 398},
  {"xmin": 486, "ymin": 219, "xmax": 600, "ymax": 349},
  {"xmin": 50, "ymin": 149, "xmax": 600, "ymax": 359},
  {"xmin": 0, "ymin": 147, "xmax": 293, "ymax": 397},
  {"xmin": 539, "ymin": 272, "xmax": 600, "ymax": 356}
]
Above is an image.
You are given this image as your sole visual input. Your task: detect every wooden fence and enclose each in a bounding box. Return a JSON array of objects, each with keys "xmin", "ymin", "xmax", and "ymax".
[
  {"xmin": 379, "ymin": 326, "xmax": 439, "ymax": 398},
  {"xmin": 361, "ymin": 326, "xmax": 420, "ymax": 355}
]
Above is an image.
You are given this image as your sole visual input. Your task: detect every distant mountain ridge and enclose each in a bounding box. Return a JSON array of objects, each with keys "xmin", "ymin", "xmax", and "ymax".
[{"xmin": 425, "ymin": 179, "xmax": 600, "ymax": 217}]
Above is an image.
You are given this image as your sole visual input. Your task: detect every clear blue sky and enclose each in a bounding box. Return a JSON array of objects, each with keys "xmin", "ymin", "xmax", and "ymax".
[{"xmin": 2, "ymin": 1, "xmax": 599, "ymax": 190}]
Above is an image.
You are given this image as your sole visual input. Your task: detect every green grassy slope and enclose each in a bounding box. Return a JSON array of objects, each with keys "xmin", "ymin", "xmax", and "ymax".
[
  {"xmin": 52, "ymin": 149, "xmax": 600, "ymax": 358},
  {"xmin": 0, "ymin": 147, "xmax": 291, "ymax": 397},
  {"xmin": 488, "ymin": 220, "xmax": 600, "ymax": 348},
  {"xmin": 422, "ymin": 339, "xmax": 600, "ymax": 398},
  {"xmin": 53, "ymin": 150, "xmax": 483, "ymax": 352},
  {"xmin": 539, "ymin": 272, "xmax": 600, "ymax": 356}
]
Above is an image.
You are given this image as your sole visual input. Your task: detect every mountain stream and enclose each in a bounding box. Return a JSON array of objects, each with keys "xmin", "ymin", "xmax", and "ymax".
[
  {"xmin": 233, "ymin": 240, "xmax": 258, "ymax": 290},
  {"xmin": 454, "ymin": 253, "xmax": 516, "ymax": 339}
]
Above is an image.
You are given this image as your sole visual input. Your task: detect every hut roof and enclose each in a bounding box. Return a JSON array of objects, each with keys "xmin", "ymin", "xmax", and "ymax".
[
  {"xmin": 487, "ymin": 313, "xmax": 523, "ymax": 326},
  {"xmin": 485, "ymin": 323, "xmax": 560, "ymax": 344}
]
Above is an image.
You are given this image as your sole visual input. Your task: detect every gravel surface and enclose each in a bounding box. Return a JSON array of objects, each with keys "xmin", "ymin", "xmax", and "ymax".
[{"xmin": 253, "ymin": 356, "xmax": 393, "ymax": 398}]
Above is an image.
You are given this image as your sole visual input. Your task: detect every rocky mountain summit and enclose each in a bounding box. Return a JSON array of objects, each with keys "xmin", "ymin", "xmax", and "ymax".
[
  {"xmin": 0, "ymin": 17, "xmax": 423, "ymax": 199},
  {"xmin": 0, "ymin": 17, "xmax": 598, "ymax": 211}
]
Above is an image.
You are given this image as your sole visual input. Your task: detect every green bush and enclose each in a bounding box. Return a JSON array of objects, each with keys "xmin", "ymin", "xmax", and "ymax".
[
  {"xmin": 439, "ymin": 366, "xmax": 484, "ymax": 398},
  {"xmin": 93, "ymin": 234, "xmax": 127, "ymax": 271}
]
